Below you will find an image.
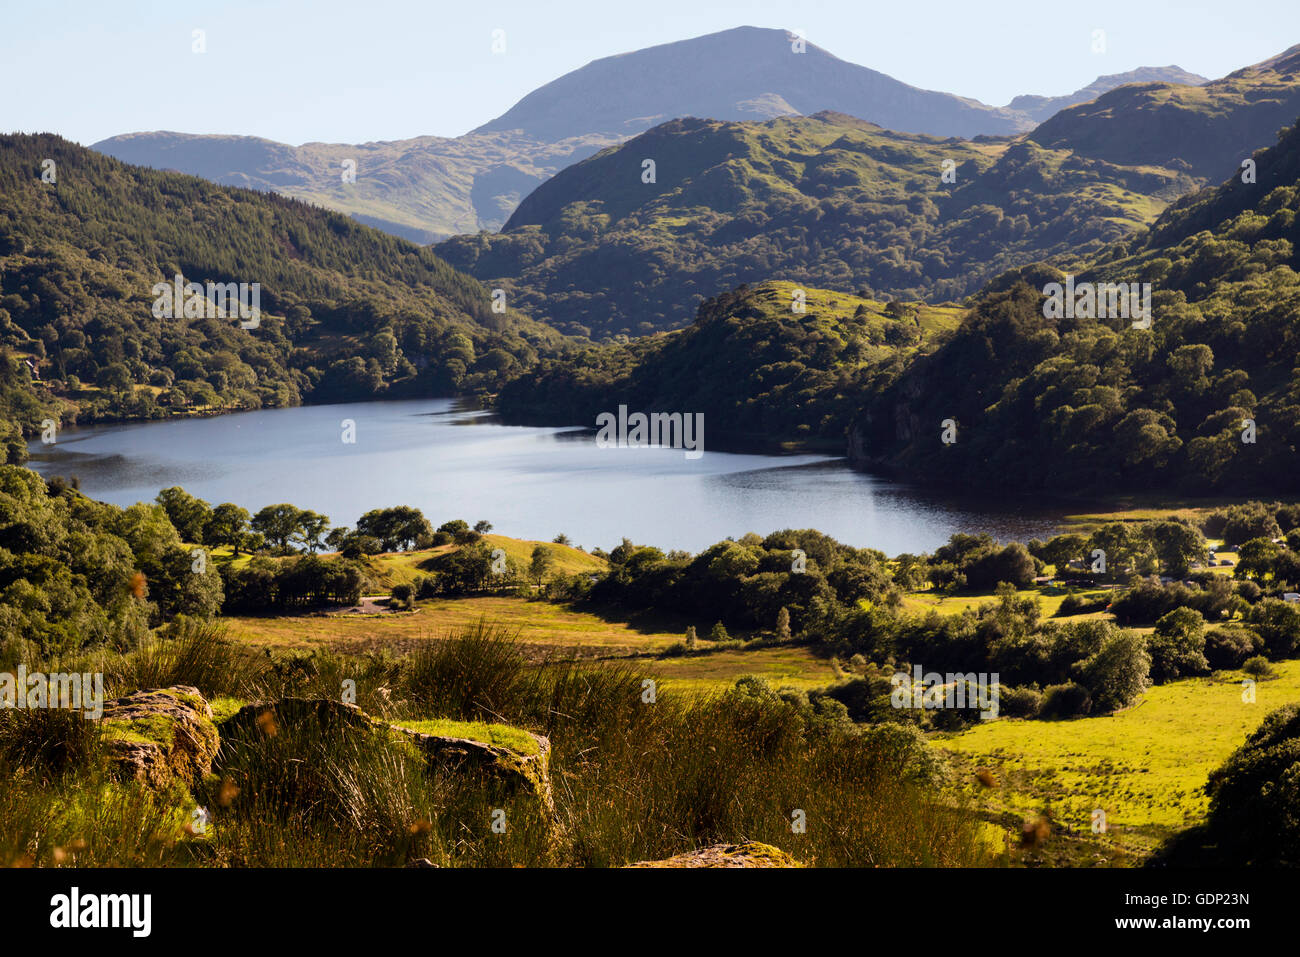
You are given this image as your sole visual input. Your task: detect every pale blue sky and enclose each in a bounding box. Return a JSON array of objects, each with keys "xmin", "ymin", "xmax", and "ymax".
[{"xmin": 3, "ymin": 0, "xmax": 1297, "ymax": 145}]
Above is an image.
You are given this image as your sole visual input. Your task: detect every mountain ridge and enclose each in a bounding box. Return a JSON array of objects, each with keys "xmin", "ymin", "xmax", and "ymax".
[{"xmin": 90, "ymin": 26, "xmax": 1220, "ymax": 242}]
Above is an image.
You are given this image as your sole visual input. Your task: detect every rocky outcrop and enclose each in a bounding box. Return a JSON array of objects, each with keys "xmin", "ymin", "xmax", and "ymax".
[
  {"xmin": 627, "ymin": 841, "xmax": 802, "ymax": 868},
  {"xmin": 221, "ymin": 698, "xmax": 556, "ymax": 821},
  {"xmin": 99, "ymin": 685, "xmax": 219, "ymax": 791},
  {"xmin": 394, "ymin": 724, "xmax": 555, "ymax": 819}
]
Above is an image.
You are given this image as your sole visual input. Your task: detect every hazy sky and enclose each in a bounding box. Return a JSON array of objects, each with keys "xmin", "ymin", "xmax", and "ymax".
[{"xmin": 4, "ymin": 0, "xmax": 1297, "ymax": 145}]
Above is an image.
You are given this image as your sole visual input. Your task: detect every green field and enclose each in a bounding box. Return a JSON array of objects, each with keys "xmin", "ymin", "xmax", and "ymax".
[
  {"xmin": 938, "ymin": 661, "xmax": 1300, "ymax": 865},
  {"xmin": 227, "ymin": 595, "xmax": 679, "ymax": 656}
]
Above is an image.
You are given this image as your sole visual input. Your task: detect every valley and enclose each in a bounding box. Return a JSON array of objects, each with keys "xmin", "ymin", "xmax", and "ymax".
[{"xmin": 4, "ymin": 9, "xmax": 1300, "ymax": 888}]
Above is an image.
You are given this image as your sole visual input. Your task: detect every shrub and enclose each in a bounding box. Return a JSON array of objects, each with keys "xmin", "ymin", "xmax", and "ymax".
[
  {"xmin": 998, "ymin": 685, "xmax": 1042, "ymax": 718},
  {"xmin": 1242, "ymin": 655, "xmax": 1273, "ymax": 678},
  {"xmin": 390, "ymin": 582, "xmax": 414, "ymax": 610},
  {"xmin": 1188, "ymin": 704, "xmax": 1300, "ymax": 864},
  {"xmin": 1204, "ymin": 626, "xmax": 1264, "ymax": 670},
  {"xmin": 1039, "ymin": 682, "xmax": 1093, "ymax": 719}
]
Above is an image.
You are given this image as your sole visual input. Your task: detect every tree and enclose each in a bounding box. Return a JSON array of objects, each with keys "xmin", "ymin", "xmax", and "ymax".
[
  {"xmin": 1143, "ymin": 520, "xmax": 1206, "ymax": 576},
  {"xmin": 1247, "ymin": 599, "xmax": 1300, "ymax": 659},
  {"xmin": 1073, "ymin": 628, "xmax": 1150, "ymax": 712},
  {"xmin": 1149, "ymin": 607, "xmax": 1210, "ymax": 682},
  {"xmin": 1089, "ymin": 523, "xmax": 1154, "ymax": 576},
  {"xmin": 155, "ymin": 486, "xmax": 212, "ymax": 543},
  {"xmin": 293, "ymin": 510, "xmax": 330, "ymax": 554},
  {"xmin": 357, "ymin": 506, "xmax": 433, "ymax": 552},
  {"xmin": 709, "ymin": 621, "xmax": 731, "ymax": 642},
  {"xmin": 251, "ymin": 504, "xmax": 304, "ymax": 553},
  {"xmin": 529, "ymin": 544, "xmax": 554, "ymax": 587},
  {"xmin": 685, "ymin": 625, "xmax": 698, "ymax": 650},
  {"xmin": 473, "ymin": 519, "xmax": 493, "ymax": 534},
  {"xmin": 776, "ymin": 606, "xmax": 792, "ymax": 641},
  {"xmin": 205, "ymin": 503, "xmax": 250, "ymax": 555},
  {"xmin": 95, "ymin": 362, "xmax": 132, "ymax": 393},
  {"xmin": 1039, "ymin": 533, "xmax": 1089, "ymax": 575},
  {"xmin": 1188, "ymin": 704, "xmax": 1300, "ymax": 865},
  {"xmin": 147, "ymin": 545, "xmax": 224, "ymax": 623}
]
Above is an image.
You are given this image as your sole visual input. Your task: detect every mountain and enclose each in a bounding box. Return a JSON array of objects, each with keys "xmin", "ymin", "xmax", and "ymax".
[
  {"xmin": 1005, "ymin": 66, "xmax": 1207, "ymax": 124},
  {"xmin": 1029, "ymin": 45, "xmax": 1300, "ymax": 180},
  {"xmin": 0, "ymin": 133, "xmax": 563, "ymax": 455},
  {"xmin": 849, "ymin": 118, "xmax": 1300, "ymax": 495},
  {"xmin": 92, "ymin": 27, "xmax": 1196, "ymax": 243},
  {"xmin": 92, "ymin": 129, "xmax": 619, "ymax": 243},
  {"xmin": 475, "ymin": 25, "xmax": 1026, "ymax": 142},
  {"xmin": 434, "ymin": 111, "xmax": 1192, "ymax": 337}
]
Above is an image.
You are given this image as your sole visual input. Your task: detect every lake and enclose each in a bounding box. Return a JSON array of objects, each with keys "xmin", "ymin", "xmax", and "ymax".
[{"xmin": 26, "ymin": 398, "xmax": 1067, "ymax": 555}]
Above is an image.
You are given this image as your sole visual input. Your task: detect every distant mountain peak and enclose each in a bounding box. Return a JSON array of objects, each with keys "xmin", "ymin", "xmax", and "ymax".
[
  {"xmin": 1246, "ymin": 42, "xmax": 1300, "ymax": 75},
  {"xmin": 1005, "ymin": 66, "xmax": 1208, "ymax": 123},
  {"xmin": 474, "ymin": 25, "xmax": 1024, "ymax": 142}
]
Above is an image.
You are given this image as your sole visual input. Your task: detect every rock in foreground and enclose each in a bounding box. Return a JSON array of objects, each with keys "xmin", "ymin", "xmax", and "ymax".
[
  {"xmin": 627, "ymin": 842, "xmax": 802, "ymax": 868},
  {"xmin": 100, "ymin": 685, "xmax": 220, "ymax": 790}
]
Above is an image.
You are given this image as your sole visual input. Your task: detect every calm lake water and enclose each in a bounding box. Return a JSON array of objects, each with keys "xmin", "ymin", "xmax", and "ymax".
[{"xmin": 27, "ymin": 398, "xmax": 1065, "ymax": 555}]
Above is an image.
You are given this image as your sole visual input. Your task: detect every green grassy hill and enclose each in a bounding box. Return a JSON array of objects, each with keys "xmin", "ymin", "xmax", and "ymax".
[
  {"xmin": 1029, "ymin": 44, "xmax": 1300, "ymax": 181},
  {"xmin": 435, "ymin": 111, "xmax": 1196, "ymax": 338}
]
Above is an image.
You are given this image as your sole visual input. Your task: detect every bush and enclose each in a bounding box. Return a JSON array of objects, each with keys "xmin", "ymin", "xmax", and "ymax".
[
  {"xmin": 1190, "ymin": 704, "xmax": 1300, "ymax": 864},
  {"xmin": 998, "ymin": 685, "xmax": 1042, "ymax": 718},
  {"xmin": 1242, "ymin": 655, "xmax": 1273, "ymax": 678},
  {"xmin": 1039, "ymin": 682, "xmax": 1093, "ymax": 719},
  {"xmin": 1204, "ymin": 626, "xmax": 1264, "ymax": 670},
  {"xmin": 1057, "ymin": 594, "xmax": 1084, "ymax": 616},
  {"xmin": 390, "ymin": 582, "xmax": 414, "ymax": 610}
]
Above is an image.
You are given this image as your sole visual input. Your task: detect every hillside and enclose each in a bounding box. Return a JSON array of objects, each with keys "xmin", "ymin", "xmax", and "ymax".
[
  {"xmin": 849, "ymin": 120, "xmax": 1300, "ymax": 495},
  {"xmin": 436, "ymin": 111, "xmax": 1191, "ymax": 337},
  {"xmin": 91, "ymin": 27, "xmax": 1196, "ymax": 242},
  {"xmin": 93, "ymin": 129, "xmax": 619, "ymax": 242},
  {"xmin": 1029, "ymin": 44, "xmax": 1300, "ymax": 180},
  {"xmin": 0, "ymin": 133, "xmax": 564, "ymax": 453},
  {"xmin": 1005, "ymin": 65, "xmax": 1207, "ymax": 125},
  {"xmin": 496, "ymin": 279, "xmax": 964, "ymax": 447}
]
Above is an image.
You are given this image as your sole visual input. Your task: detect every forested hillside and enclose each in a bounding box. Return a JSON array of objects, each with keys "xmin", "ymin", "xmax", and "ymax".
[
  {"xmin": 497, "ymin": 280, "xmax": 962, "ymax": 447},
  {"xmin": 851, "ymin": 121, "xmax": 1300, "ymax": 495},
  {"xmin": 0, "ymin": 134, "xmax": 563, "ymax": 455},
  {"xmin": 435, "ymin": 112, "xmax": 1193, "ymax": 337}
]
